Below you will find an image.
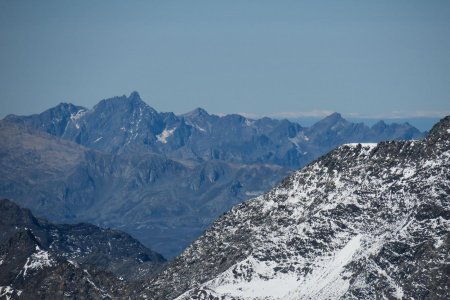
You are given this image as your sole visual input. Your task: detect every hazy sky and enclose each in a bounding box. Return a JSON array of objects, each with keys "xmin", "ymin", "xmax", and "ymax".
[{"xmin": 1, "ymin": 0, "xmax": 449, "ymax": 120}]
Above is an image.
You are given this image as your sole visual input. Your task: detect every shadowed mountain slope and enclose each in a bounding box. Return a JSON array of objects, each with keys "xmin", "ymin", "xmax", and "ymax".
[
  {"xmin": 0, "ymin": 199, "xmax": 166, "ymax": 298},
  {"xmin": 0, "ymin": 121, "xmax": 287, "ymax": 258}
]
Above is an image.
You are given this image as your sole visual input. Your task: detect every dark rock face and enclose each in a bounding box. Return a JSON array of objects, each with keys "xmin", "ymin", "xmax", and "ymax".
[
  {"xmin": 0, "ymin": 199, "xmax": 165, "ymax": 299},
  {"xmin": 0, "ymin": 230, "xmax": 127, "ymax": 299},
  {"xmin": 0, "ymin": 199, "xmax": 166, "ymax": 279},
  {"xmin": 141, "ymin": 116, "xmax": 450, "ymax": 299},
  {"xmin": 1, "ymin": 92, "xmax": 425, "ymax": 259}
]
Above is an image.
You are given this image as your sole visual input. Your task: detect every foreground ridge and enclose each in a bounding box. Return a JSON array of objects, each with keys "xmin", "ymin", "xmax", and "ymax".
[
  {"xmin": 143, "ymin": 116, "xmax": 450, "ymax": 299},
  {"xmin": 0, "ymin": 199, "xmax": 165, "ymax": 298}
]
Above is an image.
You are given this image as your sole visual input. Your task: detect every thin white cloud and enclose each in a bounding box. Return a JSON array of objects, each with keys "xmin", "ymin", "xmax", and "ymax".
[
  {"xmin": 270, "ymin": 110, "xmax": 336, "ymax": 118},
  {"xmin": 179, "ymin": 109, "xmax": 450, "ymax": 121},
  {"xmin": 237, "ymin": 110, "xmax": 450, "ymax": 120},
  {"xmin": 347, "ymin": 110, "xmax": 450, "ymax": 119},
  {"xmin": 238, "ymin": 110, "xmax": 334, "ymax": 119}
]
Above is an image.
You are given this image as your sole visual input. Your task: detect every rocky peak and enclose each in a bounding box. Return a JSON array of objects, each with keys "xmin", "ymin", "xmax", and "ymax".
[
  {"xmin": 128, "ymin": 90, "xmax": 142, "ymax": 102},
  {"xmin": 93, "ymin": 91, "xmax": 154, "ymax": 113},
  {"xmin": 324, "ymin": 112, "xmax": 346, "ymax": 123},
  {"xmin": 426, "ymin": 115, "xmax": 450, "ymax": 142},
  {"xmin": 182, "ymin": 107, "xmax": 210, "ymax": 119},
  {"xmin": 309, "ymin": 112, "xmax": 349, "ymax": 131},
  {"xmin": 372, "ymin": 120, "xmax": 387, "ymax": 130},
  {"xmin": 54, "ymin": 102, "xmax": 83, "ymax": 112}
]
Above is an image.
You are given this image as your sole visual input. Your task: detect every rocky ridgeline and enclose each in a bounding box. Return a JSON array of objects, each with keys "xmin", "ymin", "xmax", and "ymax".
[{"xmin": 5, "ymin": 91, "xmax": 423, "ymax": 169}]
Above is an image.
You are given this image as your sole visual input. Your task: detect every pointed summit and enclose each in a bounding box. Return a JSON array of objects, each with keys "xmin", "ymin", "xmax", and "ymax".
[
  {"xmin": 310, "ymin": 112, "xmax": 349, "ymax": 131},
  {"xmin": 128, "ymin": 91, "xmax": 142, "ymax": 101},
  {"xmin": 324, "ymin": 112, "xmax": 345, "ymax": 122},
  {"xmin": 96, "ymin": 91, "xmax": 148, "ymax": 108},
  {"xmin": 371, "ymin": 120, "xmax": 387, "ymax": 132},
  {"xmin": 126, "ymin": 91, "xmax": 158, "ymax": 113},
  {"xmin": 373, "ymin": 120, "xmax": 387, "ymax": 127},
  {"xmin": 182, "ymin": 107, "xmax": 210, "ymax": 118},
  {"xmin": 127, "ymin": 91, "xmax": 148, "ymax": 107}
]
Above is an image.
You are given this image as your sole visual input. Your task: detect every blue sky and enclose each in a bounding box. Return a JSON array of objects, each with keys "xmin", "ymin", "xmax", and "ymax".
[{"xmin": 0, "ymin": 0, "xmax": 449, "ymax": 121}]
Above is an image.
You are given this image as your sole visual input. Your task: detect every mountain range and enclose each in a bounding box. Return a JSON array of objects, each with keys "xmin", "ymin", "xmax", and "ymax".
[
  {"xmin": 5, "ymin": 91, "xmax": 424, "ymax": 170},
  {"xmin": 2, "ymin": 115, "xmax": 448, "ymax": 299},
  {"xmin": 1, "ymin": 92, "xmax": 425, "ymax": 258}
]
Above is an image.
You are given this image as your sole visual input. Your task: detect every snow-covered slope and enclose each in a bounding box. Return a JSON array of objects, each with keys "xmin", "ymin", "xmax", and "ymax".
[{"xmin": 143, "ymin": 116, "xmax": 450, "ymax": 299}]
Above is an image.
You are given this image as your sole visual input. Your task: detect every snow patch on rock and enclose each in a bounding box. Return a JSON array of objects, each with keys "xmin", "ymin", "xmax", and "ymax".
[
  {"xmin": 157, "ymin": 128, "xmax": 176, "ymax": 143},
  {"xmin": 0, "ymin": 286, "xmax": 21, "ymax": 300},
  {"xmin": 22, "ymin": 247, "xmax": 55, "ymax": 277},
  {"xmin": 70, "ymin": 109, "xmax": 86, "ymax": 121}
]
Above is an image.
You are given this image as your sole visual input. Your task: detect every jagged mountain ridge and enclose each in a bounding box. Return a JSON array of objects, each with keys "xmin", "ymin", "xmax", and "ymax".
[
  {"xmin": 5, "ymin": 92, "xmax": 424, "ymax": 169},
  {"xmin": 0, "ymin": 120, "xmax": 287, "ymax": 258},
  {"xmin": 0, "ymin": 199, "xmax": 165, "ymax": 298},
  {"xmin": 141, "ymin": 116, "xmax": 450, "ymax": 299}
]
